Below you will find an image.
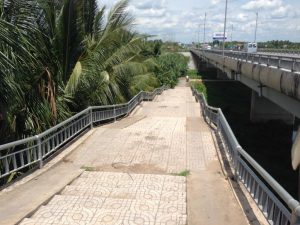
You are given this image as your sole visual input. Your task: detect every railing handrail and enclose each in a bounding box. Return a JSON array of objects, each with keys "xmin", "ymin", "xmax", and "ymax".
[
  {"xmin": 194, "ymin": 48, "xmax": 300, "ymax": 61},
  {"xmin": 0, "ymin": 87, "xmax": 166, "ymax": 150},
  {"xmin": 259, "ymin": 48, "xmax": 300, "ymax": 54},
  {"xmin": 191, "ymin": 85, "xmax": 300, "ymax": 221}
]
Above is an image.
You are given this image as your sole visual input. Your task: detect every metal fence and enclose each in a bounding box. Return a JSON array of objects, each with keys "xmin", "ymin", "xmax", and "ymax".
[
  {"xmin": 259, "ymin": 49, "xmax": 300, "ymax": 55},
  {"xmin": 194, "ymin": 49, "xmax": 300, "ymax": 72},
  {"xmin": 191, "ymin": 86, "xmax": 300, "ymax": 225},
  {"xmin": 0, "ymin": 86, "xmax": 168, "ymax": 180}
]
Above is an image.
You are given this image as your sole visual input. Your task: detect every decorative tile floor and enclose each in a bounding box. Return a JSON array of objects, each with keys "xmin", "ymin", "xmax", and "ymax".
[{"xmin": 19, "ymin": 172, "xmax": 187, "ymax": 225}]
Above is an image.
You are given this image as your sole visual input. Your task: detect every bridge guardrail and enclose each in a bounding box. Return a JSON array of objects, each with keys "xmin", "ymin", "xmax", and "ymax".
[
  {"xmin": 259, "ymin": 49, "xmax": 300, "ymax": 55},
  {"xmin": 194, "ymin": 49, "xmax": 300, "ymax": 72},
  {"xmin": 191, "ymin": 86, "xmax": 300, "ymax": 225},
  {"xmin": 0, "ymin": 86, "xmax": 168, "ymax": 180}
]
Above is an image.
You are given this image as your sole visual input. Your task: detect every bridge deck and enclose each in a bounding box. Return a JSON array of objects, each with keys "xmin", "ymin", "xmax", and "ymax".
[{"xmin": 0, "ymin": 79, "xmax": 248, "ymax": 225}]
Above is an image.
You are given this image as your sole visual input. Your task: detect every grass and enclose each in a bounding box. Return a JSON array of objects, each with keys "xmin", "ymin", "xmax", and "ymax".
[
  {"xmin": 192, "ymin": 75, "xmax": 298, "ymax": 198},
  {"xmin": 187, "ymin": 69, "xmax": 201, "ymax": 79},
  {"xmin": 81, "ymin": 166, "xmax": 96, "ymax": 171},
  {"xmin": 172, "ymin": 170, "xmax": 190, "ymax": 177}
]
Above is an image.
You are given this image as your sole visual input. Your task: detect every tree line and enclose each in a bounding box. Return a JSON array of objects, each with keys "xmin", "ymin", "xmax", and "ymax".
[{"xmin": 0, "ymin": 0, "xmax": 188, "ymax": 144}]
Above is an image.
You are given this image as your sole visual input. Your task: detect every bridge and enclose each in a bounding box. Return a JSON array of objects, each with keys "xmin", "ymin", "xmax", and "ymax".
[
  {"xmin": 191, "ymin": 49, "xmax": 300, "ymax": 128},
  {"xmin": 0, "ymin": 54, "xmax": 300, "ymax": 225}
]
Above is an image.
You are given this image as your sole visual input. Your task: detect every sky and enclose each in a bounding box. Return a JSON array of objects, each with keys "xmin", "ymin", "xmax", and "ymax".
[{"xmin": 97, "ymin": 0, "xmax": 300, "ymax": 43}]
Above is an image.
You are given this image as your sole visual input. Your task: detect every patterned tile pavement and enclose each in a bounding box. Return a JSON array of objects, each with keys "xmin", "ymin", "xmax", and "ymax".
[
  {"xmin": 66, "ymin": 81, "xmax": 217, "ymax": 174},
  {"xmin": 20, "ymin": 172, "xmax": 187, "ymax": 225}
]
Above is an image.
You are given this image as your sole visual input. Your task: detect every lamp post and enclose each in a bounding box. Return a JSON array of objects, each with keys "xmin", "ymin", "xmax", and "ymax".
[
  {"xmin": 222, "ymin": 0, "xmax": 228, "ymax": 57},
  {"xmin": 198, "ymin": 24, "xmax": 201, "ymax": 48},
  {"xmin": 231, "ymin": 24, "xmax": 233, "ymax": 43},
  {"xmin": 254, "ymin": 12, "xmax": 258, "ymax": 43},
  {"xmin": 203, "ymin": 12, "xmax": 207, "ymax": 45}
]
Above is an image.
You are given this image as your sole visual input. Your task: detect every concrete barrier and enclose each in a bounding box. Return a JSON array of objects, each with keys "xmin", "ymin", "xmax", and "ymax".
[{"xmin": 195, "ymin": 49, "xmax": 300, "ymax": 102}]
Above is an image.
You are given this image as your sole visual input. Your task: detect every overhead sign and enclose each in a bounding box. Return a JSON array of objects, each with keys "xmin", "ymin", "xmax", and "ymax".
[{"xmin": 213, "ymin": 32, "xmax": 227, "ymax": 41}]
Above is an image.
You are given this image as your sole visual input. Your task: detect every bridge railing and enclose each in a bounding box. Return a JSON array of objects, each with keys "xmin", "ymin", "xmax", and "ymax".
[
  {"xmin": 0, "ymin": 86, "xmax": 168, "ymax": 180},
  {"xmin": 259, "ymin": 49, "xmax": 300, "ymax": 55},
  {"xmin": 191, "ymin": 86, "xmax": 300, "ymax": 225},
  {"xmin": 193, "ymin": 49, "xmax": 300, "ymax": 72}
]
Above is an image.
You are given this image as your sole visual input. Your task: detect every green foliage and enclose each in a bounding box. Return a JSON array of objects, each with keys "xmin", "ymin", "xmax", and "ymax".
[
  {"xmin": 161, "ymin": 41, "xmax": 186, "ymax": 53},
  {"xmin": 172, "ymin": 170, "xmax": 190, "ymax": 177},
  {"xmin": 140, "ymin": 40, "xmax": 163, "ymax": 57},
  {"xmin": 187, "ymin": 70, "xmax": 201, "ymax": 79},
  {"xmin": 258, "ymin": 40, "xmax": 300, "ymax": 49},
  {"xmin": 191, "ymin": 81, "xmax": 207, "ymax": 99},
  {"xmin": 0, "ymin": 0, "xmax": 161, "ymax": 143},
  {"xmin": 155, "ymin": 53, "xmax": 188, "ymax": 88},
  {"xmin": 81, "ymin": 166, "xmax": 96, "ymax": 171}
]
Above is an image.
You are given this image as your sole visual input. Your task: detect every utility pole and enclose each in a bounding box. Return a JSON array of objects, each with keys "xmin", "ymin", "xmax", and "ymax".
[
  {"xmin": 203, "ymin": 12, "xmax": 207, "ymax": 44},
  {"xmin": 197, "ymin": 24, "xmax": 200, "ymax": 48},
  {"xmin": 254, "ymin": 12, "xmax": 258, "ymax": 43},
  {"xmin": 231, "ymin": 24, "xmax": 233, "ymax": 43},
  {"xmin": 222, "ymin": 0, "xmax": 228, "ymax": 57}
]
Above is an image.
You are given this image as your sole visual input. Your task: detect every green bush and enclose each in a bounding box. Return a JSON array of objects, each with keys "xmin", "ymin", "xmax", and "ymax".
[
  {"xmin": 187, "ymin": 70, "xmax": 201, "ymax": 79},
  {"xmin": 155, "ymin": 53, "xmax": 188, "ymax": 88},
  {"xmin": 191, "ymin": 81, "xmax": 207, "ymax": 98}
]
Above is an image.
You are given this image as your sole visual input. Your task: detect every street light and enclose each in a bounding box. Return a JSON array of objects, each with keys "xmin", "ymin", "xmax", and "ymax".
[
  {"xmin": 203, "ymin": 12, "xmax": 207, "ymax": 45},
  {"xmin": 254, "ymin": 12, "xmax": 258, "ymax": 43},
  {"xmin": 222, "ymin": 0, "xmax": 228, "ymax": 57}
]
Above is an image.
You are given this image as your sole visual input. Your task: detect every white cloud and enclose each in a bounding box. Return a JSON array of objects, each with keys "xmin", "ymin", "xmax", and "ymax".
[
  {"xmin": 211, "ymin": 0, "xmax": 222, "ymax": 5},
  {"xmin": 98, "ymin": 0, "xmax": 300, "ymax": 43},
  {"xmin": 135, "ymin": 0, "xmax": 165, "ymax": 10},
  {"xmin": 242, "ymin": 0, "xmax": 282, "ymax": 10},
  {"xmin": 271, "ymin": 5, "xmax": 291, "ymax": 18}
]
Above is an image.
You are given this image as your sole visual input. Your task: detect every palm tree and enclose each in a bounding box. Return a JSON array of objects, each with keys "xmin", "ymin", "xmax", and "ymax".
[
  {"xmin": 0, "ymin": 0, "xmax": 160, "ymax": 142},
  {"xmin": 65, "ymin": 0, "xmax": 159, "ymax": 108}
]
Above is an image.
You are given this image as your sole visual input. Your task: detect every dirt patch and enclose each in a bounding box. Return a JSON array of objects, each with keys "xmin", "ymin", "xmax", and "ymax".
[
  {"xmin": 145, "ymin": 135, "xmax": 158, "ymax": 141},
  {"xmin": 83, "ymin": 163, "xmax": 166, "ymax": 175}
]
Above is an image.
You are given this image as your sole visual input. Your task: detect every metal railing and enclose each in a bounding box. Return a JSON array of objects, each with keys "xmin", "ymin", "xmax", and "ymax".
[
  {"xmin": 191, "ymin": 86, "xmax": 300, "ymax": 225},
  {"xmin": 259, "ymin": 49, "xmax": 300, "ymax": 55},
  {"xmin": 0, "ymin": 86, "xmax": 168, "ymax": 180},
  {"xmin": 193, "ymin": 49, "xmax": 300, "ymax": 72}
]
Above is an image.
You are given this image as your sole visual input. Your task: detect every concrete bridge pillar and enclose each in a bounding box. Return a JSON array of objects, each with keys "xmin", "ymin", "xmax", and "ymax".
[{"xmin": 250, "ymin": 90, "xmax": 295, "ymax": 124}]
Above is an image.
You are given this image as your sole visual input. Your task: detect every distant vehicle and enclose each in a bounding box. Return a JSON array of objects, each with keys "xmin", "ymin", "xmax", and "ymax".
[
  {"xmin": 244, "ymin": 42, "xmax": 257, "ymax": 53},
  {"xmin": 202, "ymin": 43, "xmax": 212, "ymax": 50}
]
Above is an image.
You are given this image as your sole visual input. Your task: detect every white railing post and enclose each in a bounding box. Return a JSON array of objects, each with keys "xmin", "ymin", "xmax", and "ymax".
[
  {"xmin": 35, "ymin": 135, "xmax": 43, "ymax": 169},
  {"xmin": 113, "ymin": 105, "xmax": 116, "ymax": 122},
  {"xmin": 234, "ymin": 146, "xmax": 242, "ymax": 181},
  {"xmin": 89, "ymin": 107, "xmax": 93, "ymax": 129},
  {"xmin": 216, "ymin": 109, "xmax": 221, "ymax": 132}
]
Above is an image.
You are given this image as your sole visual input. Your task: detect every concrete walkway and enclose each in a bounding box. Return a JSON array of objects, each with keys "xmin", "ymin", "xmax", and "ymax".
[{"xmin": 0, "ymin": 57, "xmax": 249, "ymax": 225}]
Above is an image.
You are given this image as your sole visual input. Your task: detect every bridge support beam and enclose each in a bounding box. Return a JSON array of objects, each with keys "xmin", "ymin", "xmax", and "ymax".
[{"xmin": 250, "ymin": 90, "xmax": 295, "ymax": 124}]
